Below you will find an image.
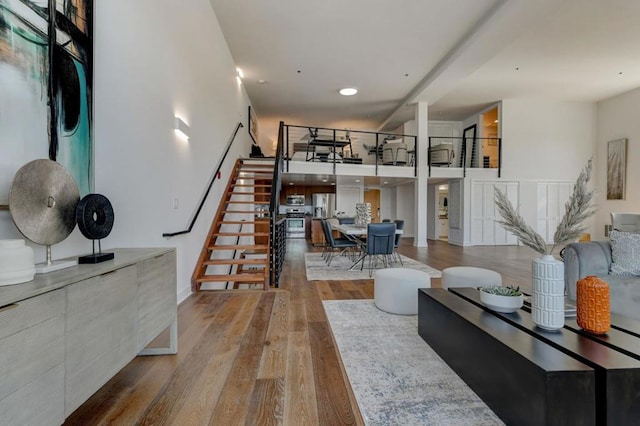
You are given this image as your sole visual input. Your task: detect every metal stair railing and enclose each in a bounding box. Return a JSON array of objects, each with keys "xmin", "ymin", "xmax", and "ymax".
[{"xmin": 163, "ymin": 122, "xmax": 244, "ymax": 237}]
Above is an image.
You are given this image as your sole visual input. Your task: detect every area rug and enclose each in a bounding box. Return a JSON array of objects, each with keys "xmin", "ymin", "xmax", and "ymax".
[
  {"xmin": 323, "ymin": 300, "xmax": 503, "ymax": 425},
  {"xmin": 305, "ymin": 253, "xmax": 441, "ymax": 281}
]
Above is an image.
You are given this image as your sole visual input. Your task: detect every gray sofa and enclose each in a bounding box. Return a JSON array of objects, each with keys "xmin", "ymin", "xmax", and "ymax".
[{"xmin": 563, "ymin": 241, "xmax": 640, "ymax": 321}]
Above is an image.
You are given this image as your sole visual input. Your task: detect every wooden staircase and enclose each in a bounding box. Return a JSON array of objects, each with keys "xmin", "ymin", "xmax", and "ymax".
[{"xmin": 192, "ymin": 158, "xmax": 275, "ymax": 291}]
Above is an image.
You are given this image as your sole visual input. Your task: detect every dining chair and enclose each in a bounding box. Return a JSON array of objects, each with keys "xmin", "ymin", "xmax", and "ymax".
[
  {"xmin": 393, "ymin": 220, "xmax": 405, "ymax": 265},
  {"xmin": 361, "ymin": 223, "xmax": 396, "ymax": 277},
  {"xmin": 321, "ymin": 219, "xmax": 357, "ymax": 266}
]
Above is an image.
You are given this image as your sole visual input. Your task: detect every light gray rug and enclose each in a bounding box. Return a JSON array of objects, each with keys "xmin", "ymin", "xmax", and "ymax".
[
  {"xmin": 323, "ymin": 300, "xmax": 503, "ymax": 426},
  {"xmin": 305, "ymin": 252, "xmax": 441, "ymax": 281}
]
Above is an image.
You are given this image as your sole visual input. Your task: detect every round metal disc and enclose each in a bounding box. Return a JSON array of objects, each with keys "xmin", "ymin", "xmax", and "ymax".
[{"xmin": 9, "ymin": 159, "xmax": 80, "ymax": 245}]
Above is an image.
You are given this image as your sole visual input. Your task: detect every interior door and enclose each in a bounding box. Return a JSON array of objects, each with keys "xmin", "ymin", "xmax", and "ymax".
[
  {"xmin": 536, "ymin": 182, "xmax": 572, "ymax": 243},
  {"xmin": 364, "ymin": 189, "xmax": 381, "ymax": 222},
  {"xmin": 471, "ymin": 181, "xmax": 518, "ymax": 245}
]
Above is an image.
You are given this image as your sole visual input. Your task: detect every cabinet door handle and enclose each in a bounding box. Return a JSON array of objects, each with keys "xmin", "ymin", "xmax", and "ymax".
[{"xmin": 0, "ymin": 303, "xmax": 18, "ymax": 313}]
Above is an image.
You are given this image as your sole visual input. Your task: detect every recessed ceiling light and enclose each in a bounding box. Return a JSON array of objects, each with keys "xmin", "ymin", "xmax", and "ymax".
[
  {"xmin": 331, "ymin": 183, "xmax": 336, "ymax": 186},
  {"xmin": 355, "ymin": 179, "xmax": 361, "ymax": 183},
  {"xmin": 289, "ymin": 182, "xmax": 294, "ymax": 185},
  {"xmin": 494, "ymin": 120, "xmax": 499, "ymax": 123},
  {"xmin": 339, "ymin": 87, "xmax": 358, "ymax": 96},
  {"xmin": 322, "ymin": 179, "xmax": 327, "ymax": 182},
  {"xmin": 258, "ymin": 79, "xmax": 266, "ymax": 84},
  {"xmin": 383, "ymin": 181, "xmax": 389, "ymax": 185}
]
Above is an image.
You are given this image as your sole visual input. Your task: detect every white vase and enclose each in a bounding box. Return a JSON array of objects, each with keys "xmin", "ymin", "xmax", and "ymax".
[
  {"xmin": 532, "ymin": 254, "xmax": 565, "ymax": 330},
  {"xmin": 0, "ymin": 239, "xmax": 35, "ymax": 286}
]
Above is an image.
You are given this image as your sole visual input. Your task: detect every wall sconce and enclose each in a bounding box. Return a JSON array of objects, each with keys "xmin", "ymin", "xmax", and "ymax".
[{"xmin": 174, "ymin": 116, "xmax": 191, "ymax": 141}]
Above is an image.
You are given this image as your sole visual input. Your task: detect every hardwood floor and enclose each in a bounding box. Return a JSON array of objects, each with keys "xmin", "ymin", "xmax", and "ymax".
[{"xmin": 65, "ymin": 238, "xmax": 535, "ymax": 425}]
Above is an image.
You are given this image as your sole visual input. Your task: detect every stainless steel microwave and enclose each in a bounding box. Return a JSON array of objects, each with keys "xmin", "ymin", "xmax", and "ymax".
[{"xmin": 286, "ymin": 194, "xmax": 305, "ymax": 205}]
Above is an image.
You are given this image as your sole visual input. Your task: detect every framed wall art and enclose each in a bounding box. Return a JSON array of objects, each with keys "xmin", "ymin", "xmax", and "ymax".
[
  {"xmin": 0, "ymin": 0, "xmax": 94, "ymax": 206},
  {"xmin": 607, "ymin": 138, "xmax": 627, "ymax": 200}
]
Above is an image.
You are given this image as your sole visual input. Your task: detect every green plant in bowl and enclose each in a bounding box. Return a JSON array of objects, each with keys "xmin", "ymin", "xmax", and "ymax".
[
  {"xmin": 478, "ymin": 286, "xmax": 524, "ymax": 313},
  {"xmin": 477, "ymin": 285, "xmax": 522, "ymax": 296}
]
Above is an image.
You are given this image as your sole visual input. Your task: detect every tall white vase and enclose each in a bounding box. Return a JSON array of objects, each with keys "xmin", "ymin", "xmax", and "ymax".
[{"xmin": 532, "ymin": 254, "xmax": 565, "ymax": 331}]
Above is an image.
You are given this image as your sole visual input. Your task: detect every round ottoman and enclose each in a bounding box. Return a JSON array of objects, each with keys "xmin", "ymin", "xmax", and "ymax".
[
  {"xmin": 374, "ymin": 268, "xmax": 431, "ymax": 315},
  {"xmin": 441, "ymin": 266, "xmax": 501, "ymax": 290}
]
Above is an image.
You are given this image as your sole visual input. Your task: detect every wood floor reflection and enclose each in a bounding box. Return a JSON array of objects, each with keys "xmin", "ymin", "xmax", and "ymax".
[{"xmin": 65, "ymin": 238, "xmax": 534, "ymax": 425}]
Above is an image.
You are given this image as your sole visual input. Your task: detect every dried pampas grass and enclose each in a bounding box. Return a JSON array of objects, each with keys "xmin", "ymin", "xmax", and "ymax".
[{"xmin": 494, "ymin": 159, "xmax": 595, "ymax": 256}]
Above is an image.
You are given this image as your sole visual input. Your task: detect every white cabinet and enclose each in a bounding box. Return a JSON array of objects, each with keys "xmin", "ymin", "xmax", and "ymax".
[
  {"xmin": 0, "ymin": 248, "xmax": 177, "ymax": 425},
  {"xmin": 0, "ymin": 289, "xmax": 65, "ymax": 426},
  {"xmin": 471, "ymin": 181, "xmax": 519, "ymax": 245},
  {"xmin": 137, "ymin": 252, "xmax": 177, "ymax": 352},
  {"xmin": 65, "ymin": 266, "xmax": 138, "ymax": 416},
  {"xmin": 536, "ymin": 182, "xmax": 572, "ymax": 243},
  {"xmin": 438, "ymin": 218, "xmax": 449, "ymax": 238}
]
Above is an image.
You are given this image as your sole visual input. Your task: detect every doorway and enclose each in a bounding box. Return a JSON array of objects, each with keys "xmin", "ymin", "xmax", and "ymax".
[
  {"xmin": 364, "ymin": 189, "xmax": 381, "ymax": 222},
  {"xmin": 437, "ymin": 185, "xmax": 449, "ymax": 241},
  {"xmin": 480, "ymin": 106, "xmax": 499, "ymax": 169}
]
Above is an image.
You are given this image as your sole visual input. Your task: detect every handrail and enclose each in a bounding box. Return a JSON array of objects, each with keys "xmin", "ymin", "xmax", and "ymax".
[
  {"xmin": 163, "ymin": 122, "xmax": 244, "ymax": 237},
  {"xmin": 427, "ymin": 136, "xmax": 501, "ymax": 178}
]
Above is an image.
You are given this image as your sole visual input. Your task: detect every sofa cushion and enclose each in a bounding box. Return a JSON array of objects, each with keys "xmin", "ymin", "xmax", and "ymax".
[{"xmin": 610, "ymin": 230, "xmax": 640, "ymax": 276}]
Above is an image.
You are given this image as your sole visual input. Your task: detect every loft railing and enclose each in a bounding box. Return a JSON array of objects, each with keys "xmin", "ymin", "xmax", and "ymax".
[
  {"xmin": 427, "ymin": 136, "xmax": 502, "ymax": 178},
  {"xmin": 269, "ymin": 121, "xmax": 286, "ymax": 286},
  {"xmin": 282, "ymin": 124, "xmax": 418, "ymax": 177},
  {"xmin": 163, "ymin": 122, "xmax": 244, "ymax": 237}
]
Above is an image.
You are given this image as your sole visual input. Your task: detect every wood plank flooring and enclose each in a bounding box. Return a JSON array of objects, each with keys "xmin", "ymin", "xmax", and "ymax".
[{"xmin": 65, "ymin": 238, "xmax": 535, "ymax": 425}]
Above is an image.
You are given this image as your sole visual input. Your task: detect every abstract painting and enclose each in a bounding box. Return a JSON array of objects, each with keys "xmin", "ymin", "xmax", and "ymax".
[
  {"xmin": 607, "ymin": 138, "xmax": 626, "ymax": 200},
  {"xmin": 0, "ymin": 0, "xmax": 93, "ymax": 204}
]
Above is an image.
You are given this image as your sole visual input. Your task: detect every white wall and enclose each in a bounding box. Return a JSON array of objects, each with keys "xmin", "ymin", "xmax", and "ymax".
[
  {"xmin": 0, "ymin": 0, "xmax": 253, "ymax": 302},
  {"xmin": 500, "ymin": 100, "xmax": 596, "ymax": 181},
  {"xmin": 396, "ymin": 183, "xmax": 415, "ymax": 238},
  {"xmin": 595, "ymin": 87, "xmax": 640, "ymax": 239}
]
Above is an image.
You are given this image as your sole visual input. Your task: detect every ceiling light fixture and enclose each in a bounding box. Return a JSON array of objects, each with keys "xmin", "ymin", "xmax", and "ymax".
[
  {"xmin": 339, "ymin": 87, "xmax": 358, "ymax": 96},
  {"xmin": 355, "ymin": 179, "xmax": 361, "ymax": 183}
]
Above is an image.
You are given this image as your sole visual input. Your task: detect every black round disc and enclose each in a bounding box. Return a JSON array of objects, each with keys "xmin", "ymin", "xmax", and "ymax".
[{"xmin": 76, "ymin": 194, "xmax": 114, "ymax": 240}]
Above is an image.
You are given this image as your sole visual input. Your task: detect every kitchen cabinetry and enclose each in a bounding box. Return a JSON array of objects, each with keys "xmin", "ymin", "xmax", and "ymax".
[
  {"xmin": 0, "ymin": 248, "xmax": 177, "ymax": 425},
  {"xmin": 438, "ymin": 217, "xmax": 449, "ymax": 238},
  {"xmin": 311, "ymin": 219, "xmax": 326, "ymax": 246},
  {"xmin": 280, "ymin": 185, "xmax": 335, "ymax": 205}
]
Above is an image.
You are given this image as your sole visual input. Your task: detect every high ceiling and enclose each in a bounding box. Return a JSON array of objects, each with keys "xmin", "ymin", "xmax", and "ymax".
[{"xmin": 210, "ymin": 0, "xmax": 640, "ymax": 133}]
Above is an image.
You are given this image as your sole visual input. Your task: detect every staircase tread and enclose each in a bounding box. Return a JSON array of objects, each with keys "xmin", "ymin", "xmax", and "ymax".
[
  {"xmin": 213, "ymin": 232, "xmax": 269, "ymax": 236},
  {"xmin": 197, "ymin": 273, "xmax": 265, "ymax": 283},
  {"xmin": 208, "ymin": 244, "xmax": 269, "ymax": 250},
  {"xmin": 204, "ymin": 258, "xmax": 267, "ymax": 265}
]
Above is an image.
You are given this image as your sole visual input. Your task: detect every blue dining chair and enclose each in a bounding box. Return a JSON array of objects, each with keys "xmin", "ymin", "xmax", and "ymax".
[
  {"xmin": 361, "ymin": 222, "xmax": 396, "ymax": 277},
  {"xmin": 321, "ymin": 219, "xmax": 357, "ymax": 266}
]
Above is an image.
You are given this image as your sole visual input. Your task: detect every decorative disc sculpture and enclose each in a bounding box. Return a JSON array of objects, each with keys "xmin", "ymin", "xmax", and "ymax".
[
  {"xmin": 9, "ymin": 159, "xmax": 80, "ymax": 273},
  {"xmin": 76, "ymin": 194, "xmax": 115, "ymax": 264}
]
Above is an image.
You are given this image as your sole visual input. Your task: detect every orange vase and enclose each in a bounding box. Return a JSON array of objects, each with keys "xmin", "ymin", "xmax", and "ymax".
[{"xmin": 576, "ymin": 276, "xmax": 610, "ymax": 334}]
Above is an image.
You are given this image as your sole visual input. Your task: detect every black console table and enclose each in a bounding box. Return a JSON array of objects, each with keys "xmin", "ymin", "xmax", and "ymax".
[{"xmin": 418, "ymin": 288, "xmax": 640, "ymax": 425}]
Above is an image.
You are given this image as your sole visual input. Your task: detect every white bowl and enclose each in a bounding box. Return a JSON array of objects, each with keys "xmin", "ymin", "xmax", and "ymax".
[{"xmin": 479, "ymin": 290, "xmax": 524, "ymax": 313}]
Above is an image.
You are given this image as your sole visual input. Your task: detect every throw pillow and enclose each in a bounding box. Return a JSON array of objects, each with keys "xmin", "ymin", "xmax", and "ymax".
[{"xmin": 610, "ymin": 230, "xmax": 640, "ymax": 276}]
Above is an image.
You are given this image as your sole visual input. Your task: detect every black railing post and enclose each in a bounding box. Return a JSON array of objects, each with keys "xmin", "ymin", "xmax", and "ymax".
[
  {"xmin": 332, "ymin": 129, "xmax": 337, "ymax": 175},
  {"xmin": 462, "ymin": 136, "xmax": 467, "ymax": 178},
  {"xmin": 498, "ymin": 137, "xmax": 502, "ymax": 178},
  {"xmin": 375, "ymin": 133, "xmax": 379, "ymax": 176},
  {"xmin": 427, "ymin": 137, "xmax": 432, "ymax": 177},
  {"xmin": 413, "ymin": 136, "xmax": 418, "ymax": 177}
]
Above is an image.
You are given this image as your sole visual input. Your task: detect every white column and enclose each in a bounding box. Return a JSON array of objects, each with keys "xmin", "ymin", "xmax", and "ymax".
[{"xmin": 414, "ymin": 102, "xmax": 429, "ymax": 247}]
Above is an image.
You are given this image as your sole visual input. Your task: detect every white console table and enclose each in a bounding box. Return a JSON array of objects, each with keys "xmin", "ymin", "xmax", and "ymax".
[{"xmin": 0, "ymin": 248, "xmax": 177, "ymax": 425}]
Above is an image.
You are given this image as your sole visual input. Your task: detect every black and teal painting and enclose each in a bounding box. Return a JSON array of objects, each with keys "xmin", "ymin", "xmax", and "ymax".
[{"xmin": 0, "ymin": 0, "xmax": 93, "ymax": 199}]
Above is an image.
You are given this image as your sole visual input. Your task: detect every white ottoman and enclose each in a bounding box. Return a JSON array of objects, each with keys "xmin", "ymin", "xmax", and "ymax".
[
  {"xmin": 441, "ymin": 266, "xmax": 501, "ymax": 290},
  {"xmin": 374, "ymin": 268, "xmax": 431, "ymax": 315}
]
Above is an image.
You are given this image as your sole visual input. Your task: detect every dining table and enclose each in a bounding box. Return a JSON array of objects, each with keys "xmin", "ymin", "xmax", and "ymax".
[{"xmin": 332, "ymin": 223, "xmax": 403, "ymax": 270}]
